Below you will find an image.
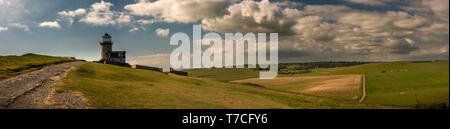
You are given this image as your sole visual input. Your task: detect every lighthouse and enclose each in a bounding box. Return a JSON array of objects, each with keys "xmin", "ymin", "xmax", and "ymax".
[
  {"xmin": 100, "ymin": 33, "xmax": 113, "ymax": 61},
  {"xmin": 99, "ymin": 33, "xmax": 126, "ymax": 65}
]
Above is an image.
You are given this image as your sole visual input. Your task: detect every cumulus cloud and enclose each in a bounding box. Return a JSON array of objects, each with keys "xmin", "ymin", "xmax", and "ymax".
[
  {"xmin": 0, "ymin": 0, "xmax": 27, "ymax": 25},
  {"xmin": 274, "ymin": 0, "xmax": 303, "ymax": 8},
  {"xmin": 51, "ymin": 1, "xmax": 149, "ymax": 31},
  {"xmin": 0, "ymin": 26, "xmax": 7, "ymax": 31},
  {"xmin": 124, "ymin": 0, "xmax": 234, "ymax": 23},
  {"xmin": 38, "ymin": 21, "xmax": 61, "ymax": 29},
  {"xmin": 345, "ymin": 0, "xmax": 390, "ymax": 6},
  {"xmin": 137, "ymin": 19, "xmax": 155, "ymax": 25},
  {"xmin": 116, "ymin": 12, "xmax": 132, "ymax": 24},
  {"xmin": 400, "ymin": 0, "xmax": 449, "ymax": 26},
  {"xmin": 423, "ymin": 0, "xmax": 449, "ymax": 20},
  {"xmin": 383, "ymin": 38, "xmax": 419, "ymax": 54},
  {"xmin": 292, "ymin": 16, "xmax": 337, "ymax": 41},
  {"xmin": 403, "ymin": 0, "xmax": 448, "ymax": 17},
  {"xmin": 58, "ymin": 8, "xmax": 86, "ymax": 17},
  {"xmin": 77, "ymin": 0, "xmax": 135, "ymax": 26},
  {"xmin": 201, "ymin": 0, "xmax": 299, "ymax": 35},
  {"xmin": 0, "ymin": 0, "xmax": 12, "ymax": 5},
  {"xmin": 327, "ymin": 10, "xmax": 434, "ymax": 55},
  {"xmin": 57, "ymin": 0, "xmax": 444, "ymax": 61},
  {"xmin": 8, "ymin": 23, "xmax": 29, "ymax": 31},
  {"xmin": 57, "ymin": 8, "xmax": 86, "ymax": 25},
  {"xmin": 122, "ymin": 0, "xmax": 446, "ymax": 60},
  {"xmin": 155, "ymin": 28, "xmax": 170, "ymax": 37},
  {"xmin": 129, "ymin": 26, "xmax": 139, "ymax": 32},
  {"xmin": 80, "ymin": 0, "xmax": 116, "ymax": 25},
  {"xmin": 42, "ymin": 0, "xmax": 449, "ymax": 61},
  {"xmin": 396, "ymin": 0, "xmax": 449, "ymax": 58},
  {"xmin": 201, "ymin": 0, "xmax": 447, "ymax": 57}
]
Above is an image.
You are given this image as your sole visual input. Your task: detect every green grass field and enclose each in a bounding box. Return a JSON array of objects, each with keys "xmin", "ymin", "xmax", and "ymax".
[
  {"xmin": 185, "ymin": 68, "xmax": 260, "ymax": 82},
  {"xmin": 0, "ymin": 53, "xmax": 74, "ymax": 80},
  {"xmin": 281, "ymin": 61, "xmax": 449, "ymax": 108},
  {"xmin": 56, "ymin": 63, "xmax": 385, "ymax": 109},
  {"xmin": 185, "ymin": 61, "xmax": 449, "ymax": 108}
]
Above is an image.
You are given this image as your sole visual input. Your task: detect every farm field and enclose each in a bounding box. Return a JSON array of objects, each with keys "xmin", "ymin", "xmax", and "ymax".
[
  {"xmin": 282, "ymin": 61, "xmax": 449, "ymax": 107},
  {"xmin": 0, "ymin": 53, "xmax": 74, "ymax": 80},
  {"xmin": 232, "ymin": 75, "xmax": 362, "ymax": 101},
  {"xmin": 56, "ymin": 63, "xmax": 385, "ymax": 109},
  {"xmin": 187, "ymin": 61, "xmax": 449, "ymax": 108}
]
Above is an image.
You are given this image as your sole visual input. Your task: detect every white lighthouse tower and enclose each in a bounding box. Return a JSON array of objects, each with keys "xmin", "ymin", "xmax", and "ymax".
[
  {"xmin": 99, "ymin": 33, "xmax": 126, "ymax": 65},
  {"xmin": 100, "ymin": 33, "xmax": 113, "ymax": 62}
]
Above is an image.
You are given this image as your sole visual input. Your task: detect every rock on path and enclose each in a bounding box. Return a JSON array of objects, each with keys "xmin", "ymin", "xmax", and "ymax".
[{"xmin": 0, "ymin": 61, "xmax": 86, "ymax": 109}]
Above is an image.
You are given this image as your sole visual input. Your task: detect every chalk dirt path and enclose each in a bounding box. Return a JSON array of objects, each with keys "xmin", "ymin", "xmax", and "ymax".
[
  {"xmin": 359, "ymin": 74, "xmax": 366, "ymax": 103},
  {"xmin": 0, "ymin": 61, "xmax": 86, "ymax": 109}
]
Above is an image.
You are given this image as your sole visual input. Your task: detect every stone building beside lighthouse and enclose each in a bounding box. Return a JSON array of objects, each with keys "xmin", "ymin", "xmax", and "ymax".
[{"xmin": 99, "ymin": 33, "xmax": 127, "ymax": 66}]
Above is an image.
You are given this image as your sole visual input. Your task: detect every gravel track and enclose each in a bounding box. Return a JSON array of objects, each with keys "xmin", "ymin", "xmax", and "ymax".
[{"xmin": 0, "ymin": 61, "xmax": 86, "ymax": 109}]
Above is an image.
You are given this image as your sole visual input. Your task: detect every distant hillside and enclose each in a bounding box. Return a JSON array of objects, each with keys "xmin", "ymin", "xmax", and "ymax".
[
  {"xmin": 288, "ymin": 61, "xmax": 449, "ymax": 108},
  {"xmin": 183, "ymin": 61, "xmax": 448, "ymax": 108},
  {"xmin": 279, "ymin": 61, "xmax": 371, "ymax": 70},
  {"xmin": 184, "ymin": 62, "xmax": 371, "ymax": 81},
  {"xmin": 0, "ymin": 53, "xmax": 75, "ymax": 80},
  {"xmin": 185, "ymin": 68, "xmax": 260, "ymax": 82}
]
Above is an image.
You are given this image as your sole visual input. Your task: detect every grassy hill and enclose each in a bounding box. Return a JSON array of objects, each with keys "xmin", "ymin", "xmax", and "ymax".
[
  {"xmin": 0, "ymin": 53, "xmax": 74, "ymax": 80},
  {"xmin": 56, "ymin": 63, "xmax": 386, "ymax": 109},
  {"xmin": 282, "ymin": 61, "xmax": 449, "ymax": 108},
  {"xmin": 4, "ymin": 53, "xmax": 444, "ymax": 109},
  {"xmin": 184, "ymin": 61, "xmax": 448, "ymax": 108}
]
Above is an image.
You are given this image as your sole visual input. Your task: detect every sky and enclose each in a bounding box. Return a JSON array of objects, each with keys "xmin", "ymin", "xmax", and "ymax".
[{"xmin": 0, "ymin": 0, "xmax": 448, "ymax": 68}]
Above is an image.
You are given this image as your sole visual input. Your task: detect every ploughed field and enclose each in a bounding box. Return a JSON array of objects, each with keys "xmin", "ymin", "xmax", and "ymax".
[{"xmin": 232, "ymin": 75, "xmax": 363, "ymax": 101}]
